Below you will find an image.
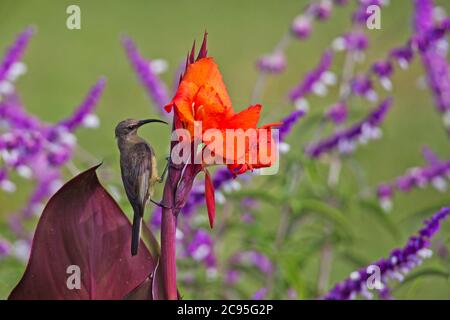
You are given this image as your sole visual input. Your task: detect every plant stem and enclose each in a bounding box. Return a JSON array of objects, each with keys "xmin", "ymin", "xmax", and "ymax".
[{"xmin": 160, "ymin": 118, "xmax": 183, "ymax": 300}]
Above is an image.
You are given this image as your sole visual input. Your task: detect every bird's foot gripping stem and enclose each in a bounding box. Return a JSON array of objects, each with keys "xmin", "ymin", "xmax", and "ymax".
[
  {"xmin": 159, "ymin": 156, "xmax": 184, "ymax": 184},
  {"xmin": 150, "ymin": 198, "xmax": 171, "ymax": 209}
]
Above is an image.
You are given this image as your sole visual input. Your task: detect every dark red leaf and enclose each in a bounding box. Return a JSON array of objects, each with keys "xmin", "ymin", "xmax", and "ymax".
[
  {"xmin": 204, "ymin": 169, "xmax": 216, "ymax": 228},
  {"xmin": 123, "ymin": 278, "xmax": 152, "ymax": 300},
  {"xmin": 8, "ymin": 164, "xmax": 155, "ymax": 300}
]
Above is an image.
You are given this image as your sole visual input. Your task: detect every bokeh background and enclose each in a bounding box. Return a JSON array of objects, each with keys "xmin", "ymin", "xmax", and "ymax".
[{"xmin": 1, "ymin": 0, "xmax": 450, "ymax": 299}]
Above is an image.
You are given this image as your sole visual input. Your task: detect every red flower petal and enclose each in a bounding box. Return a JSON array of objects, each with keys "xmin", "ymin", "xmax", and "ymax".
[
  {"xmin": 204, "ymin": 169, "xmax": 216, "ymax": 229},
  {"xmin": 8, "ymin": 165, "xmax": 155, "ymax": 300}
]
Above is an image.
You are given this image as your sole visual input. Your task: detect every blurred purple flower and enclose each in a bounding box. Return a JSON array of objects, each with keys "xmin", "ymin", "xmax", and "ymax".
[
  {"xmin": 256, "ymin": 52, "xmax": 286, "ymax": 74},
  {"xmin": 414, "ymin": 0, "xmax": 450, "ymax": 129},
  {"xmin": 187, "ymin": 229, "xmax": 216, "ymax": 269},
  {"xmin": 252, "ymin": 287, "xmax": 268, "ymax": 300},
  {"xmin": 289, "ymin": 50, "xmax": 334, "ymax": 102},
  {"xmin": 351, "ymin": 74, "xmax": 377, "ymax": 101},
  {"xmin": 122, "ymin": 36, "xmax": 169, "ymax": 113},
  {"xmin": 377, "ymin": 152, "xmax": 450, "ymax": 209},
  {"xmin": 352, "ymin": 0, "xmax": 387, "ymax": 25},
  {"xmin": 230, "ymin": 250, "xmax": 273, "ymax": 274},
  {"xmin": 0, "ymin": 239, "xmax": 11, "ymax": 258},
  {"xmin": 279, "ymin": 109, "xmax": 306, "ymax": 141},
  {"xmin": 291, "ymin": 15, "xmax": 312, "ymax": 39},
  {"xmin": 324, "ymin": 207, "xmax": 450, "ymax": 300},
  {"xmin": 325, "ymin": 102, "xmax": 348, "ymax": 124},
  {"xmin": 0, "ymin": 27, "xmax": 33, "ymax": 87},
  {"xmin": 306, "ymin": 98, "xmax": 392, "ymax": 158},
  {"xmin": 310, "ymin": 0, "xmax": 333, "ymax": 21},
  {"xmin": 58, "ymin": 78, "xmax": 105, "ymax": 131}
]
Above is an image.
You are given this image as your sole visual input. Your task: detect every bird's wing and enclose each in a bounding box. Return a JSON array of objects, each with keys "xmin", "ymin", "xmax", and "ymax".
[{"xmin": 120, "ymin": 142, "xmax": 153, "ymax": 217}]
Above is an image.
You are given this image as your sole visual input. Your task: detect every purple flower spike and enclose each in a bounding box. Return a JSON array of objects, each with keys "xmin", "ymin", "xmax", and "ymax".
[
  {"xmin": 122, "ymin": 36, "xmax": 169, "ymax": 113},
  {"xmin": 353, "ymin": 0, "xmax": 386, "ymax": 25},
  {"xmin": 342, "ymin": 31, "xmax": 369, "ymax": 52},
  {"xmin": 311, "ymin": 0, "xmax": 333, "ymax": 21},
  {"xmin": 323, "ymin": 207, "xmax": 450, "ymax": 300},
  {"xmin": 414, "ymin": 0, "xmax": 450, "ymax": 127},
  {"xmin": 291, "ymin": 15, "xmax": 312, "ymax": 39},
  {"xmin": 252, "ymin": 288, "xmax": 268, "ymax": 300},
  {"xmin": 326, "ymin": 102, "xmax": 348, "ymax": 124},
  {"xmin": 0, "ymin": 27, "xmax": 33, "ymax": 84},
  {"xmin": 230, "ymin": 250, "xmax": 273, "ymax": 274},
  {"xmin": 58, "ymin": 78, "xmax": 106, "ymax": 131},
  {"xmin": 187, "ymin": 229, "xmax": 216, "ymax": 270},
  {"xmin": 306, "ymin": 98, "xmax": 392, "ymax": 158},
  {"xmin": 0, "ymin": 238, "xmax": 11, "ymax": 258},
  {"xmin": 351, "ymin": 75, "xmax": 377, "ymax": 101},
  {"xmin": 421, "ymin": 146, "xmax": 441, "ymax": 165},
  {"xmin": 372, "ymin": 60, "xmax": 393, "ymax": 78},
  {"xmin": 289, "ymin": 50, "xmax": 334, "ymax": 102},
  {"xmin": 378, "ymin": 154, "xmax": 450, "ymax": 202},
  {"xmin": 257, "ymin": 52, "xmax": 287, "ymax": 74},
  {"xmin": 390, "ymin": 46, "xmax": 414, "ymax": 69},
  {"xmin": 279, "ymin": 109, "xmax": 306, "ymax": 141}
]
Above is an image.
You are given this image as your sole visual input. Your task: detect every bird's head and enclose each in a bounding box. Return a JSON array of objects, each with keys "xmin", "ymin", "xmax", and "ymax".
[{"xmin": 115, "ymin": 118, "xmax": 168, "ymax": 138}]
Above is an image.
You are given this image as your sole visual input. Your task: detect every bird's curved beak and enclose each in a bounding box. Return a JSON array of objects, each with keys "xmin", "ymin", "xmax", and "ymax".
[{"xmin": 137, "ymin": 119, "xmax": 168, "ymax": 127}]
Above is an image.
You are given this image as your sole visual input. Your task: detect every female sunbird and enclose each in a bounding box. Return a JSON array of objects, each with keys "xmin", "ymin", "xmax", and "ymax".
[{"xmin": 115, "ymin": 118, "xmax": 168, "ymax": 256}]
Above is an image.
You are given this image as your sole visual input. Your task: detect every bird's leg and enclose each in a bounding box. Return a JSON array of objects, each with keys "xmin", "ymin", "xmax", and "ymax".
[
  {"xmin": 159, "ymin": 156, "xmax": 170, "ymax": 183},
  {"xmin": 150, "ymin": 198, "xmax": 171, "ymax": 209}
]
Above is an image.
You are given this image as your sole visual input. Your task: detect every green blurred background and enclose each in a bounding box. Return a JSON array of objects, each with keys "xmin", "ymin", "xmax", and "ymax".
[{"xmin": 1, "ymin": 0, "xmax": 450, "ymax": 299}]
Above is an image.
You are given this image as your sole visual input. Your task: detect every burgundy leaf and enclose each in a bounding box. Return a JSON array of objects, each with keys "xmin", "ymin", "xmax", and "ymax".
[
  {"xmin": 123, "ymin": 278, "xmax": 152, "ymax": 300},
  {"xmin": 9, "ymin": 164, "xmax": 155, "ymax": 300}
]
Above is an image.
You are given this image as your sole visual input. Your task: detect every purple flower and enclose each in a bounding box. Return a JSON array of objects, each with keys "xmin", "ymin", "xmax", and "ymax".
[
  {"xmin": 58, "ymin": 78, "xmax": 105, "ymax": 131},
  {"xmin": 325, "ymin": 102, "xmax": 348, "ymax": 124},
  {"xmin": 252, "ymin": 288, "xmax": 268, "ymax": 300},
  {"xmin": 421, "ymin": 146, "xmax": 441, "ymax": 165},
  {"xmin": 306, "ymin": 98, "xmax": 392, "ymax": 158},
  {"xmin": 187, "ymin": 230, "xmax": 216, "ymax": 269},
  {"xmin": 0, "ymin": 27, "xmax": 33, "ymax": 85},
  {"xmin": 230, "ymin": 251, "xmax": 273, "ymax": 274},
  {"xmin": 390, "ymin": 45, "xmax": 414, "ymax": 69},
  {"xmin": 372, "ymin": 60, "xmax": 393, "ymax": 78},
  {"xmin": 378, "ymin": 153, "xmax": 450, "ymax": 204},
  {"xmin": 289, "ymin": 50, "xmax": 334, "ymax": 102},
  {"xmin": 256, "ymin": 52, "xmax": 286, "ymax": 74},
  {"xmin": 341, "ymin": 31, "xmax": 369, "ymax": 52},
  {"xmin": 122, "ymin": 36, "xmax": 169, "ymax": 113},
  {"xmin": 291, "ymin": 15, "xmax": 312, "ymax": 39},
  {"xmin": 225, "ymin": 270, "xmax": 240, "ymax": 285},
  {"xmin": 323, "ymin": 207, "xmax": 450, "ymax": 300},
  {"xmin": 279, "ymin": 109, "xmax": 306, "ymax": 141},
  {"xmin": 352, "ymin": 0, "xmax": 385, "ymax": 25},
  {"xmin": 0, "ymin": 238, "xmax": 11, "ymax": 258},
  {"xmin": 414, "ymin": 0, "xmax": 450, "ymax": 121},
  {"xmin": 150, "ymin": 206, "xmax": 163, "ymax": 228},
  {"xmin": 351, "ymin": 75, "xmax": 377, "ymax": 101},
  {"xmin": 310, "ymin": 0, "xmax": 333, "ymax": 21},
  {"xmin": 0, "ymin": 28, "xmax": 105, "ymax": 246}
]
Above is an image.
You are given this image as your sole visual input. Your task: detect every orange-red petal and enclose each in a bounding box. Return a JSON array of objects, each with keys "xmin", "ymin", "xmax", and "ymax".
[{"xmin": 183, "ymin": 57, "xmax": 232, "ymax": 109}]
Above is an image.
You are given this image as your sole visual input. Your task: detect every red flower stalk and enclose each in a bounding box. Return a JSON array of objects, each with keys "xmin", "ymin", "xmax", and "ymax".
[{"xmin": 159, "ymin": 33, "xmax": 282, "ymax": 298}]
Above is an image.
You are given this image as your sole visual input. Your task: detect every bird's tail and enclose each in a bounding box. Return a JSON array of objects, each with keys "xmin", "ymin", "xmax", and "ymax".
[{"xmin": 131, "ymin": 210, "xmax": 143, "ymax": 256}]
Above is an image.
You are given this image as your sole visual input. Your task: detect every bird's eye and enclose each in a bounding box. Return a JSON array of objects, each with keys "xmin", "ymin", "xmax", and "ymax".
[{"xmin": 127, "ymin": 125, "xmax": 134, "ymax": 130}]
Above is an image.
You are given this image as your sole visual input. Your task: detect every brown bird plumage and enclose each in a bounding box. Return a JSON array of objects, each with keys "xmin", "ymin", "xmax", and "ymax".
[{"xmin": 115, "ymin": 118, "xmax": 167, "ymax": 256}]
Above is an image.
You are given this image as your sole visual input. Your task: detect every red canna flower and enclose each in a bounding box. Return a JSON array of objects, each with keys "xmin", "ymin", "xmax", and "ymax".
[
  {"xmin": 166, "ymin": 34, "xmax": 282, "ymax": 229},
  {"xmin": 164, "ymin": 36, "xmax": 281, "ymax": 178}
]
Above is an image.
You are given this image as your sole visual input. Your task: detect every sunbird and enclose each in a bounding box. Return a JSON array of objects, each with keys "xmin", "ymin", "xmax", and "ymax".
[{"xmin": 115, "ymin": 118, "xmax": 168, "ymax": 256}]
